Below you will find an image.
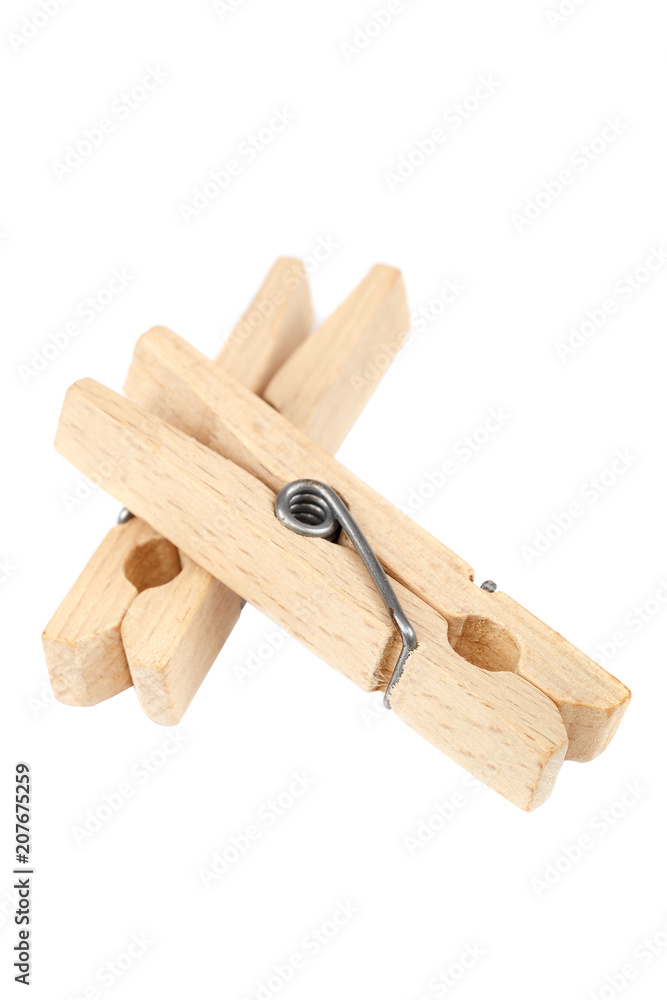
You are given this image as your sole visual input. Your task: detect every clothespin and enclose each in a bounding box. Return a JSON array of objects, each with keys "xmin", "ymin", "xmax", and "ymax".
[
  {"xmin": 44, "ymin": 263, "xmax": 631, "ymax": 811},
  {"xmin": 43, "ymin": 259, "xmax": 410, "ymax": 720}
]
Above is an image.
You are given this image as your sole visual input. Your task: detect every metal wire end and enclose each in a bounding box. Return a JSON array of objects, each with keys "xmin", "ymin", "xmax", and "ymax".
[{"xmin": 117, "ymin": 508, "xmax": 135, "ymax": 525}]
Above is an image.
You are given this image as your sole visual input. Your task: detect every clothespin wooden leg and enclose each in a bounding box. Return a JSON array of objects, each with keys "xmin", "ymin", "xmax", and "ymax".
[
  {"xmin": 54, "ymin": 379, "xmax": 569, "ymax": 810},
  {"xmin": 42, "ymin": 257, "xmax": 313, "ymax": 710},
  {"xmin": 263, "ymin": 263, "xmax": 412, "ymax": 452},
  {"xmin": 43, "ymin": 517, "xmax": 173, "ymax": 705}
]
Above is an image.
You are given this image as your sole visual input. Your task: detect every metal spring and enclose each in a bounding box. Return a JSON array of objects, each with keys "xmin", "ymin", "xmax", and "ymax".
[{"xmin": 275, "ymin": 479, "xmax": 418, "ymax": 708}]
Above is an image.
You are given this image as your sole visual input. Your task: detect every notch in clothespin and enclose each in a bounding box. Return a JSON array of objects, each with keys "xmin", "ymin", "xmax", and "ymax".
[
  {"xmin": 45, "ymin": 264, "xmax": 631, "ymax": 811},
  {"xmin": 43, "ymin": 259, "xmax": 411, "ymax": 723}
]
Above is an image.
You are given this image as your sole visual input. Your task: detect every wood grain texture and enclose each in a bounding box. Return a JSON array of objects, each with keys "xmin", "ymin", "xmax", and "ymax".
[
  {"xmin": 124, "ymin": 327, "xmax": 631, "ymax": 762},
  {"xmin": 42, "ymin": 258, "xmax": 313, "ymax": 716},
  {"xmin": 121, "ymin": 555, "xmax": 242, "ymax": 725},
  {"xmin": 263, "ymin": 264, "xmax": 410, "ymax": 453},
  {"xmin": 44, "ymin": 261, "xmax": 415, "ymax": 725},
  {"xmin": 214, "ymin": 257, "xmax": 313, "ymax": 395},
  {"xmin": 117, "ymin": 266, "xmax": 415, "ymax": 724},
  {"xmin": 42, "ymin": 517, "xmax": 167, "ymax": 706},
  {"xmin": 55, "ymin": 378, "xmax": 568, "ymax": 810}
]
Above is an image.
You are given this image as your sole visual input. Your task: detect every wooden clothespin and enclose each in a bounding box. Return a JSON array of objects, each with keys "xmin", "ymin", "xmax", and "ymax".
[
  {"xmin": 44, "ymin": 261, "xmax": 631, "ymax": 811},
  {"xmin": 43, "ymin": 259, "xmax": 409, "ymax": 720}
]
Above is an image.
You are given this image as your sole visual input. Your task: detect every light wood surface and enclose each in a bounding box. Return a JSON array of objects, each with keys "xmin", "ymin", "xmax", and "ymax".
[
  {"xmin": 43, "ymin": 517, "xmax": 167, "ymax": 706},
  {"xmin": 121, "ymin": 555, "xmax": 242, "ymax": 725},
  {"xmin": 42, "ymin": 258, "xmax": 312, "ymax": 719},
  {"xmin": 55, "ymin": 378, "xmax": 569, "ymax": 810},
  {"xmin": 123, "ymin": 264, "xmax": 411, "ymax": 723},
  {"xmin": 263, "ymin": 264, "xmax": 410, "ymax": 452},
  {"xmin": 215, "ymin": 256, "xmax": 313, "ymax": 395},
  {"xmin": 124, "ymin": 327, "xmax": 631, "ymax": 762},
  {"xmin": 44, "ymin": 262, "xmax": 414, "ymax": 726}
]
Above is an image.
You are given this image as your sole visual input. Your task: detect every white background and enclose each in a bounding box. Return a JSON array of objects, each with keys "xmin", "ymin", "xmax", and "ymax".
[{"xmin": 1, "ymin": 1, "xmax": 666, "ymax": 998}]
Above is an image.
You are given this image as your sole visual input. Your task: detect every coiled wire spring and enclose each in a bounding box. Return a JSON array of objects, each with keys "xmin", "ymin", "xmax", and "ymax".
[{"xmin": 275, "ymin": 479, "xmax": 417, "ymax": 707}]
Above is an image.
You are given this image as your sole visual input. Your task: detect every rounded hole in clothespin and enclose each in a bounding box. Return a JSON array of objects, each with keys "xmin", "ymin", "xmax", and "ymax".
[
  {"xmin": 123, "ymin": 539, "xmax": 182, "ymax": 593},
  {"xmin": 449, "ymin": 614, "xmax": 521, "ymax": 673}
]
